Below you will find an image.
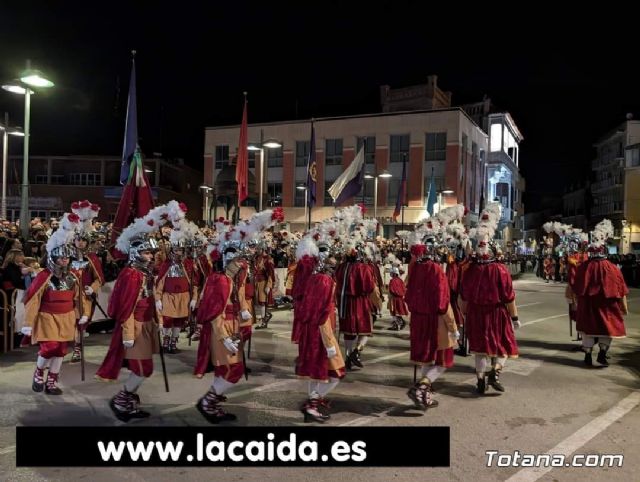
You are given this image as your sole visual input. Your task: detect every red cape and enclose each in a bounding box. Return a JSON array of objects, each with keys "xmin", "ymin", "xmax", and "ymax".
[
  {"xmin": 573, "ymin": 259, "xmax": 628, "ymax": 299},
  {"xmin": 405, "ymin": 260, "xmax": 449, "ymax": 315},
  {"xmin": 87, "ymin": 253, "xmax": 106, "ymax": 285},
  {"xmin": 96, "ymin": 267, "xmax": 144, "ymax": 381},
  {"xmin": 460, "ymin": 262, "xmax": 515, "ymax": 306},
  {"xmin": 23, "ymin": 270, "xmax": 53, "ymax": 305},
  {"xmin": 389, "ymin": 276, "xmax": 406, "ymax": 297},
  {"xmin": 295, "ymin": 273, "xmax": 335, "ymax": 380},
  {"xmin": 196, "ymin": 273, "xmax": 231, "ymax": 324}
]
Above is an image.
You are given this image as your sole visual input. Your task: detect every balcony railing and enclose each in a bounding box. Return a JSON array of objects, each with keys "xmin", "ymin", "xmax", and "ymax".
[
  {"xmin": 591, "ymin": 177, "xmax": 623, "ymax": 192},
  {"xmin": 592, "ymin": 156, "xmax": 624, "ymax": 170}
]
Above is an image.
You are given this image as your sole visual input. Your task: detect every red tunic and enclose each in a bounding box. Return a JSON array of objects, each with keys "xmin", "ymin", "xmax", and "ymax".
[
  {"xmin": 96, "ymin": 267, "xmax": 151, "ymax": 381},
  {"xmin": 295, "ymin": 273, "xmax": 345, "ymax": 381},
  {"xmin": 388, "ymin": 276, "xmax": 409, "ymax": 316},
  {"xmin": 406, "ymin": 260, "xmax": 450, "ymax": 364},
  {"xmin": 291, "ymin": 256, "xmax": 317, "ymax": 343},
  {"xmin": 574, "ymin": 259, "xmax": 628, "ymax": 337},
  {"xmin": 194, "ymin": 272, "xmax": 232, "ymax": 377},
  {"xmin": 447, "ymin": 260, "xmax": 464, "ymax": 327},
  {"xmin": 335, "ymin": 261, "xmax": 375, "ymax": 336},
  {"xmin": 460, "ymin": 261, "xmax": 519, "ymax": 357}
]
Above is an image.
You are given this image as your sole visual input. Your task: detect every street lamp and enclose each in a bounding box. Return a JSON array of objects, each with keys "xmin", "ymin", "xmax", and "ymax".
[
  {"xmin": 296, "ymin": 184, "xmax": 308, "ymax": 222},
  {"xmin": 437, "ymin": 189, "xmax": 454, "ymax": 213},
  {"xmin": 2, "ymin": 60, "xmax": 54, "ymax": 239},
  {"xmin": 248, "ymin": 131, "xmax": 282, "ymax": 211},
  {"xmin": 0, "ymin": 114, "xmax": 24, "ymax": 220},
  {"xmin": 364, "ymin": 169, "xmax": 392, "ymax": 219},
  {"xmin": 200, "ymin": 185, "xmax": 214, "ymax": 225}
]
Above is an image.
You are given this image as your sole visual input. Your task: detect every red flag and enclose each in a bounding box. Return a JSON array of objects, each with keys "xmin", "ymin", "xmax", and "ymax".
[
  {"xmin": 235, "ymin": 98, "xmax": 249, "ymax": 204},
  {"xmin": 109, "ymin": 151, "xmax": 155, "ymax": 259}
]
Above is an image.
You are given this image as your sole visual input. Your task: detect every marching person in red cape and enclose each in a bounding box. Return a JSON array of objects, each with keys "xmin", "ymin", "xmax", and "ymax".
[
  {"xmin": 96, "ymin": 214, "xmax": 162, "ymax": 422},
  {"xmin": 405, "ymin": 234, "xmax": 457, "ymax": 410},
  {"xmin": 295, "ymin": 238, "xmax": 345, "ymax": 423},
  {"xmin": 253, "ymin": 243, "xmax": 275, "ymax": 330},
  {"xmin": 68, "ymin": 200, "xmax": 105, "ymax": 364},
  {"xmin": 290, "ymin": 251, "xmax": 317, "ymax": 344},
  {"xmin": 194, "ymin": 242, "xmax": 246, "ymax": 423},
  {"xmin": 21, "ymin": 213, "xmax": 82, "ymax": 395},
  {"xmin": 387, "ymin": 266, "xmax": 408, "ymax": 331},
  {"xmin": 335, "ymin": 240, "xmax": 376, "ymax": 370},
  {"xmin": 565, "ymin": 234, "xmax": 589, "ymax": 340},
  {"xmin": 193, "ymin": 240, "xmax": 252, "ymax": 380},
  {"xmin": 155, "ymin": 210, "xmax": 199, "ymax": 354},
  {"xmin": 459, "ymin": 203, "xmax": 520, "ymax": 395},
  {"xmin": 189, "ymin": 240, "xmax": 211, "ymax": 342},
  {"xmin": 573, "ymin": 220, "xmax": 629, "ymax": 367}
]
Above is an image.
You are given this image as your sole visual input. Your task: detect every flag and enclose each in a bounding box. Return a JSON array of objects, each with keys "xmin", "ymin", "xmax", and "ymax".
[
  {"xmin": 393, "ymin": 154, "xmax": 407, "ymax": 220},
  {"xmin": 110, "ymin": 54, "xmax": 154, "ymax": 258},
  {"xmin": 328, "ymin": 145, "xmax": 365, "ymax": 206},
  {"xmin": 425, "ymin": 166, "xmax": 437, "ymax": 217},
  {"xmin": 120, "ymin": 56, "xmax": 138, "ymax": 185},
  {"xmin": 236, "ymin": 98, "xmax": 249, "ymax": 204},
  {"xmin": 306, "ymin": 123, "xmax": 317, "ymax": 207}
]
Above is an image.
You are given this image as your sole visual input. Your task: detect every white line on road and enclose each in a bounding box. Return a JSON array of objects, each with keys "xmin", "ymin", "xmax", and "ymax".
[
  {"xmin": 522, "ymin": 314, "xmax": 566, "ymax": 326},
  {"xmin": 505, "ymin": 392, "xmax": 640, "ymax": 482},
  {"xmin": 0, "ymin": 445, "xmax": 15, "ymax": 455},
  {"xmin": 517, "ymin": 302, "xmax": 543, "ymax": 308}
]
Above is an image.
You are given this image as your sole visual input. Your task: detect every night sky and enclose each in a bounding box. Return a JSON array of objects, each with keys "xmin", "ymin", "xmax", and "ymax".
[{"xmin": 1, "ymin": 4, "xmax": 638, "ymax": 211}]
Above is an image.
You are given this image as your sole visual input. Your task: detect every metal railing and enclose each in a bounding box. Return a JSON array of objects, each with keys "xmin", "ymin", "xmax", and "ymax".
[{"xmin": 0, "ymin": 289, "xmax": 18, "ymax": 354}]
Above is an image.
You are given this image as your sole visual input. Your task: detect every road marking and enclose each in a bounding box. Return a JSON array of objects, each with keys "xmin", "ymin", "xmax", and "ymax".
[
  {"xmin": 0, "ymin": 444, "xmax": 15, "ymax": 455},
  {"xmin": 159, "ymin": 351, "xmax": 407, "ymax": 416},
  {"xmin": 522, "ymin": 314, "xmax": 566, "ymax": 326},
  {"xmin": 506, "ymin": 392, "xmax": 640, "ymax": 482},
  {"xmin": 517, "ymin": 302, "xmax": 542, "ymax": 308}
]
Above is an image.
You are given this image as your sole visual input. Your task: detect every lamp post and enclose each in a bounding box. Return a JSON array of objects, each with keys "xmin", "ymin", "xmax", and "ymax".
[
  {"xmin": 2, "ymin": 60, "xmax": 54, "ymax": 239},
  {"xmin": 0, "ymin": 113, "xmax": 24, "ymax": 220},
  {"xmin": 200, "ymin": 185, "xmax": 213, "ymax": 225},
  {"xmin": 248, "ymin": 131, "xmax": 281, "ymax": 212},
  {"xmin": 437, "ymin": 189, "xmax": 454, "ymax": 214},
  {"xmin": 364, "ymin": 169, "xmax": 392, "ymax": 219},
  {"xmin": 621, "ymin": 219, "xmax": 628, "ymax": 254},
  {"xmin": 296, "ymin": 184, "xmax": 308, "ymax": 224}
]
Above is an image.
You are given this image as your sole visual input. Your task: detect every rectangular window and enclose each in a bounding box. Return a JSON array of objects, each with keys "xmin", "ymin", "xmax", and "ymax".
[
  {"xmin": 356, "ymin": 136, "xmax": 376, "ymax": 165},
  {"xmin": 35, "ymin": 175, "xmax": 48, "ymax": 184},
  {"xmin": 425, "ymin": 132, "xmax": 447, "ymax": 161},
  {"xmin": 215, "ymin": 145, "xmax": 229, "ymax": 169},
  {"xmin": 325, "ymin": 139, "xmax": 343, "ymax": 166},
  {"xmin": 267, "ymin": 147, "xmax": 283, "ymax": 168},
  {"xmin": 248, "ymin": 150, "xmax": 256, "ymax": 169},
  {"xmin": 69, "ymin": 173, "xmax": 101, "ymax": 186},
  {"xmin": 390, "ymin": 134, "xmax": 410, "ymax": 162},
  {"xmin": 294, "ymin": 185, "xmax": 307, "ymax": 207},
  {"xmin": 296, "ymin": 141, "xmax": 310, "ymax": 167},
  {"xmin": 267, "ymin": 182, "xmax": 282, "ymax": 206},
  {"xmin": 324, "ymin": 181, "xmax": 335, "ymax": 206}
]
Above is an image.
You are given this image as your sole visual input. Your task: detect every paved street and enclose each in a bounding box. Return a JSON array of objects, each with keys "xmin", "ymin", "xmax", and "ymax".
[{"xmin": 1, "ymin": 273, "xmax": 638, "ymax": 481}]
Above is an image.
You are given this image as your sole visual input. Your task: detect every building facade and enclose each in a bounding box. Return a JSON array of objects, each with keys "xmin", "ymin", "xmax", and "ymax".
[
  {"xmin": 204, "ymin": 108, "xmax": 488, "ymax": 232},
  {"xmin": 2, "ymin": 155, "xmax": 203, "ymax": 222},
  {"xmin": 461, "ymin": 99, "xmax": 525, "ymax": 238},
  {"xmin": 590, "ymin": 118, "xmax": 640, "ymax": 253}
]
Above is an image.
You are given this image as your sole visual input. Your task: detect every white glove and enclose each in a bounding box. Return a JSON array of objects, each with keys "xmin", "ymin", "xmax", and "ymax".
[
  {"xmin": 223, "ymin": 337, "xmax": 239, "ymax": 354},
  {"xmin": 78, "ymin": 316, "xmax": 89, "ymax": 325},
  {"xmin": 123, "ymin": 339, "xmax": 134, "ymax": 348},
  {"xmin": 512, "ymin": 318, "xmax": 521, "ymax": 330},
  {"xmin": 155, "ymin": 300, "xmax": 163, "ymax": 312},
  {"xmin": 265, "ymin": 287, "xmax": 271, "ymax": 295},
  {"xmin": 190, "ymin": 299, "xmax": 197, "ymax": 310},
  {"xmin": 21, "ymin": 326, "xmax": 32, "ymax": 336},
  {"xmin": 450, "ymin": 331, "xmax": 460, "ymax": 340},
  {"xmin": 241, "ymin": 310, "xmax": 252, "ymax": 321},
  {"xmin": 84, "ymin": 286, "xmax": 94, "ymax": 296},
  {"xmin": 326, "ymin": 346, "xmax": 338, "ymax": 358}
]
